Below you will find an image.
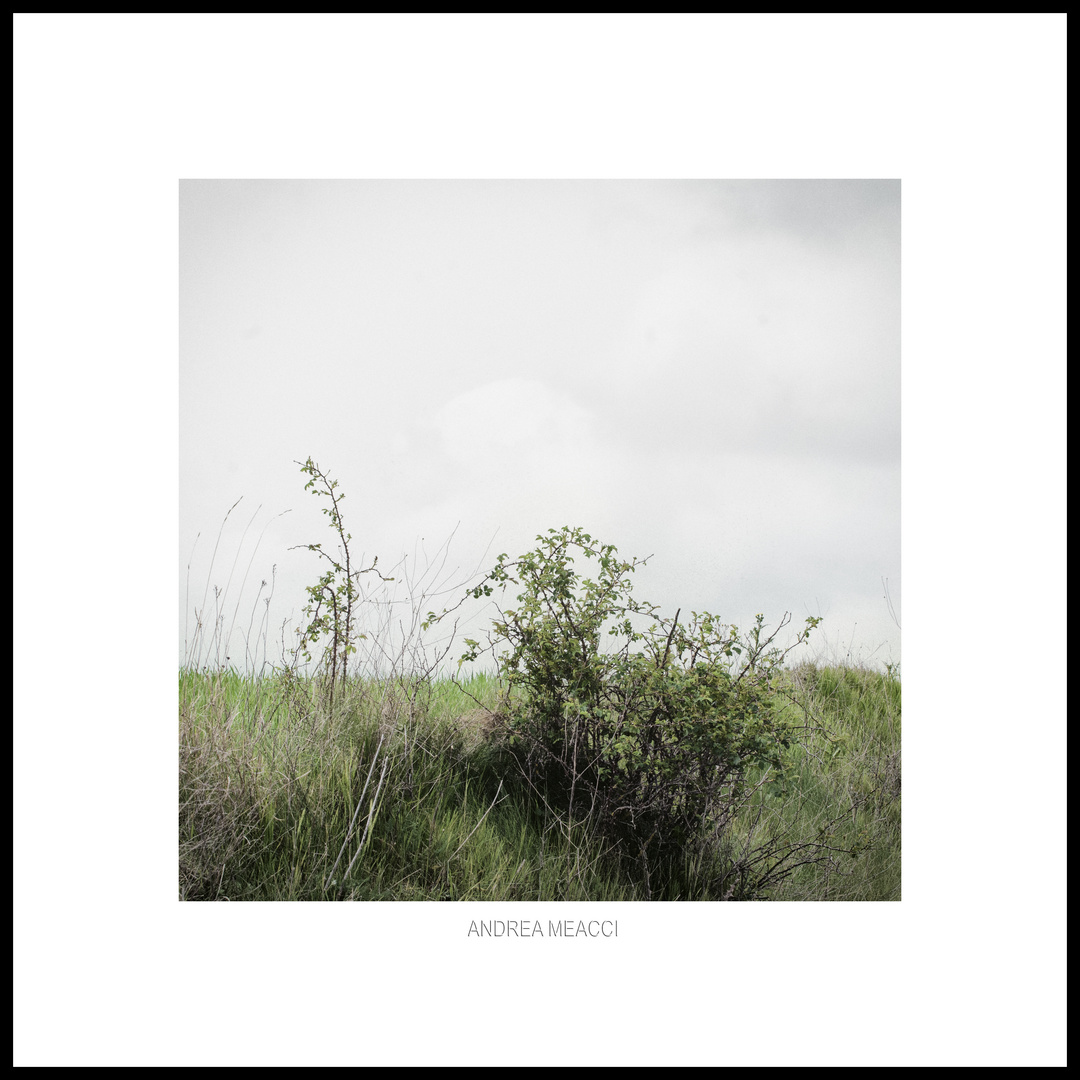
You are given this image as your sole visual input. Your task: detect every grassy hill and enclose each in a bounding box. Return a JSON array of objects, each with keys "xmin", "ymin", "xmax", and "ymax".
[{"xmin": 179, "ymin": 661, "xmax": 900, "ymax": 901}]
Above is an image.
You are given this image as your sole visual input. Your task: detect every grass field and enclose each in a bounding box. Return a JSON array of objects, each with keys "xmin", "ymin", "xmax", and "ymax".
[
  {"xmin": 182, "ymin": 467, "xmax": 900, "ymax": 900},
  {"xmin": 179, "ymin": 660, "xmax": 900, "ymax": 901}
]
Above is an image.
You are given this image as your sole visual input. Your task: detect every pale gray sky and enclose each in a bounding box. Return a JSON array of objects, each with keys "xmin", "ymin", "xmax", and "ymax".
[{"xmin": 181, "ymin": 179, "xmax": 900, "ymax": 674}]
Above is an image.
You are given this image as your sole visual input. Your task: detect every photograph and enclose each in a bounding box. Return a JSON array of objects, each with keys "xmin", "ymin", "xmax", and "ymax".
[
  {"xmin": 15, "ymin": 14, "xmax": 1064, "ymax": 1067},
  {"xmin": 179, "ymin": 179, "xmax": 902, "ymax": 903}
]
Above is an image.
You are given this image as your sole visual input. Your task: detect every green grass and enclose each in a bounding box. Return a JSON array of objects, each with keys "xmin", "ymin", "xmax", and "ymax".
[
  {"xmin": 728, "ymin": 663, "xmax": 902, "ymax": 900},
  {"xmin": 179, "ymin": 661, "xmax": 900, "ymax": 901}
]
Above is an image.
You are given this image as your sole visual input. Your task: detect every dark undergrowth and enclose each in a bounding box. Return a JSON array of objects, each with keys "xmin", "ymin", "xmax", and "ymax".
[{"xmin": 179, "ymin": 663, "xmax": 899, "ymax": 901}]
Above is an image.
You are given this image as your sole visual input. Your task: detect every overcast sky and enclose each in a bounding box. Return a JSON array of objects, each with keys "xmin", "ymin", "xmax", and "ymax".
[{"xmin": 181, "ymin": 179, "xmax": 900, "ymax": 675}]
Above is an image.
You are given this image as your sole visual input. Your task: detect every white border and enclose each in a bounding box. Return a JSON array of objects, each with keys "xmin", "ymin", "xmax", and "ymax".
[{"xmin": 14, "ymin": 14, "xmax": 1066, "ymax": 1066}]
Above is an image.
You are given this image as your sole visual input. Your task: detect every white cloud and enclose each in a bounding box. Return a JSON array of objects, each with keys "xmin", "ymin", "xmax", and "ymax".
[{"xmin": 436, "ymin": 377, "xmax": 596, "ymax": 463}]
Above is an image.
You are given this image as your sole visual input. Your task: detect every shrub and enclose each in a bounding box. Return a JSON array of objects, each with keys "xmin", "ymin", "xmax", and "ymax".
[
  {"xmin": 455, "ymin": 526, "xmax": 822, "ymax": 894},
  {"xmin": 290, "ymin": 457, "xmax": 393, "ymax": 708}
]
